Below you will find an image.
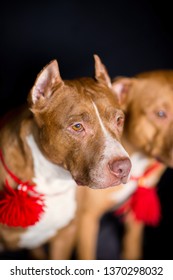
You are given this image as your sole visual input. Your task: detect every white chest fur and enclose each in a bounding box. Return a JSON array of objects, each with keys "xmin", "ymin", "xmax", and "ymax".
[{"xmin": 19, "ymin": 135, "xmax": 77, "ymax": 249}]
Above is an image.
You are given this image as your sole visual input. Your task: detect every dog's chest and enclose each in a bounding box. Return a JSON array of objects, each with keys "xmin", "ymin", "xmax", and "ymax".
[{"xmin": 18, "ymin": 135, "xmax": 77, "ymax": 249}]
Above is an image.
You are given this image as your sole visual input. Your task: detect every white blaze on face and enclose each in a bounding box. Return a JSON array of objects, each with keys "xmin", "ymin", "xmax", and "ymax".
[
  {"xmin": 92, "ymin": 101, "xmax": 129, "ymax": 159},
  {"xmin": 90, "ymin": 102, "xmax": 130, "ymax": 186}
]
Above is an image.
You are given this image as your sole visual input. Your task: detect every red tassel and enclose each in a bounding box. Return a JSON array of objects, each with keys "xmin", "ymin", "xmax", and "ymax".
[
  {"xmin": 115, "ymin": 160, "xmax": 163, "ymax": 226},
  {"xmin": 0, "ymin": 149, "xmax": 45, "ymax": 228},
  {"xmin": 0, "ymin": 181, "xmax": 45, "ymax": 228},
  {"xmin": 130, "ymin": 186, "xmax": 161, "ymax": 226}
]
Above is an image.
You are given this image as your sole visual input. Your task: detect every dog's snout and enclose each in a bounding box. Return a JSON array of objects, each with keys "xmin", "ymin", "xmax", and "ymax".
[{"xmin": 108, "ymin": 157, "xmax": 131, "ymax": 179}]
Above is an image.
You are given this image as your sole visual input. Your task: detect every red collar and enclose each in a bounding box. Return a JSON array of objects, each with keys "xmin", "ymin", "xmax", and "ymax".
[{"xmin": 130, "ymin": 161, "xmax": 163, "ymax": 182}]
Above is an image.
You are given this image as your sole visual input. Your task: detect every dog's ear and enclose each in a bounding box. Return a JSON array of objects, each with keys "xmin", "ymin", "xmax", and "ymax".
[
  {"xmin": 28, "ymin": 60, "xmax": 63, "ymax": 108},
  {"xmin": 112, "ymin": 77, "xmax": 134, "ymax": 109},
  {"xmin": 94, "ymin": 54, "xmax": 112, "ymax": 88}
]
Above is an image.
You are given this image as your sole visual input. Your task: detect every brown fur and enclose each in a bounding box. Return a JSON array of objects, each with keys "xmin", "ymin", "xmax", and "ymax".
[
  {"xmin": 0, "ymin": 55, "xmax": 130, "ymax": 257},
  {"xmin": 121, "ymin": 71, "xmax": 173, "ymax": 166},
  {"xmin": 74, "ymin": 70, "xmax": 173, "ymax": 259}
]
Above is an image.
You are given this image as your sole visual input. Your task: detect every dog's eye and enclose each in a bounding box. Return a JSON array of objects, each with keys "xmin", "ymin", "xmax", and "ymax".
[
  {"xmin": 156, "ymin": 110, "xmax": 167, "ymax": 118},
  {"xmin": 71, "ymin": 123, "xmax": 84, "ymax": 132},
  {"xmin": 116, "ymin": 115, "xmax": 124, "ymax": 127}
]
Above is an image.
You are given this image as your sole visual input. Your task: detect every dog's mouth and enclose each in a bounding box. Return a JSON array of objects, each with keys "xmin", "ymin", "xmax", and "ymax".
[
  {"xmin": 152, "ymin": 151, "xmax": 173, "ymax": 169},
  {"xmin": 121, "ymin": 175, "xmax": 130, "ymax": 184},
  {"xmin": 75, "ymin": 180, "xmax": 86, "ymax": 186},
  {"xmin": 155, "ymin": 155, "xmax": 173, "ymax": 168},
  {"xmin": 74, "ymin": 175, "xmax": 129, "ymax": 189},
  {"xmin": 155, "ymin": 156, "xmax": 164, "ymax": 164},
  {"xmin": 105, "ymin": 175, "xmax": 129, "ymax": 187},
  {"xmin": 73, "ymin": 176, "xmax": 87, "ymax": 186}
]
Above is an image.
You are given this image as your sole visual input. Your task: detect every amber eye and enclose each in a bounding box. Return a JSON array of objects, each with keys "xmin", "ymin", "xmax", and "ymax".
[
  {"xmin": 71, "ymin": 123, "xmax": 84, "ymax": 132},
  {"xmin": 156, "ymin": 110, "xmax": 167, "ymax": 118}
]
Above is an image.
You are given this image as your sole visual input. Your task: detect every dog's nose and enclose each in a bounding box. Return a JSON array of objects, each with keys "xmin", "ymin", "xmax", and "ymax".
[{"xmin": 108, "ymin": 157, "xmax": 131, "ymax": 179}]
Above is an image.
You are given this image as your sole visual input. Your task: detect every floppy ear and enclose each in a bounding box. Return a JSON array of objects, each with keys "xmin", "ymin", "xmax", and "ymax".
[
  {"xmin": 112, "ymin": 77, "xmax": 133, "ymax": 108},
  {"xmin": 94, "ymin": 54, "xmax": 112, "ymax": 88},
  {"xmin": 28, "ymin": 60, "xmax": 63, "ymax": 108}
]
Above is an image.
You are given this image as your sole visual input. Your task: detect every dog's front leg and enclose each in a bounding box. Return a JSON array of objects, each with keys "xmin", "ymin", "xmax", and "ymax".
[
  {"xmin": 76, "ymin": 212, "xmax": 100, "ymax": 260},
  {"xmin": 48, "ymin": 219, "xmax": 77, "ymax": 260},
  {"xmin": 121, "ymin": 211, "xmax": 144, "ymax": 260},
  {"xmin": 29, "ymin": 246, "xmax": 48, "ymax": 260}
]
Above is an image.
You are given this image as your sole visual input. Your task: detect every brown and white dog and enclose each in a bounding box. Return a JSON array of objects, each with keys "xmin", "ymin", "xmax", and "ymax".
[
  {"xmin": 75, "ymin": 70, "xmax": 173, "ymax": 260},
  {"xmin": 0, "ymin": 55, "xmax": 131, "ymax": 259}
]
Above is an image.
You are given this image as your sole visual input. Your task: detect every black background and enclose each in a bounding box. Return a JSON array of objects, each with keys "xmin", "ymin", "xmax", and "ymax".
[{"xmin": 1, "ymin": 0, "xmax": 173, "ymax": 259}]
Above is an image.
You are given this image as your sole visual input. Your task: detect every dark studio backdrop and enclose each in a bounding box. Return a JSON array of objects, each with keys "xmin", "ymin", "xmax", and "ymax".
[{"xmin": 1, "ymin": 0, "xmax": 173, "ymax": 260}]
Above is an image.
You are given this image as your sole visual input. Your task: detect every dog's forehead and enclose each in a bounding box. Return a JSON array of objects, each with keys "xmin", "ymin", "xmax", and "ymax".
[
  {"xmin": 64, "ymin": 77, "xmax": 120, "ymax": 109},
  {"xmin": 49, "ymin": 78, "xmax": 121, "ymax": 124},
  {"xmin": 137, "ymin": 70, "xmax": 173, "ymax": 89},
  {"xmin": 134, "ymin": 72, "xmax": 173, "ymax": 106}
]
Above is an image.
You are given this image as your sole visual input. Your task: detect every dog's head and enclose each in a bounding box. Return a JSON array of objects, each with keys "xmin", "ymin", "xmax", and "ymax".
[
  {"xmin": 28, "ymin": 55, "xmax": 131, "ymax": 189},
  {"xmin": 112, "ymin": 70, "xmax": 173, "ymax": 167}
]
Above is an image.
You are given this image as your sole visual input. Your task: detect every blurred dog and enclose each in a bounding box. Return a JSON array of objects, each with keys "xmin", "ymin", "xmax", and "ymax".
[
  {"xmin": 0, "ymin": 55, "xmax": 131, "ymax": 259},
  {"xmin": 75, "ymin": 70, "xmax": 173, "ymax": 260}
]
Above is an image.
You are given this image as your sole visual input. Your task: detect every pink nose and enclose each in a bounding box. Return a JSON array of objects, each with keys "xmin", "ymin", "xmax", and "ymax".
[{"xmin": 109, "ymin": 157, "xmax": 131, "ymax": 179}]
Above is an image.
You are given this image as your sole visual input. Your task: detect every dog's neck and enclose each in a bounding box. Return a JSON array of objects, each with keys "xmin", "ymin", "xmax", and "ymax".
[{"xmin": 26, "ymin": 134, "xmax": 76, "ymax": 195}]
